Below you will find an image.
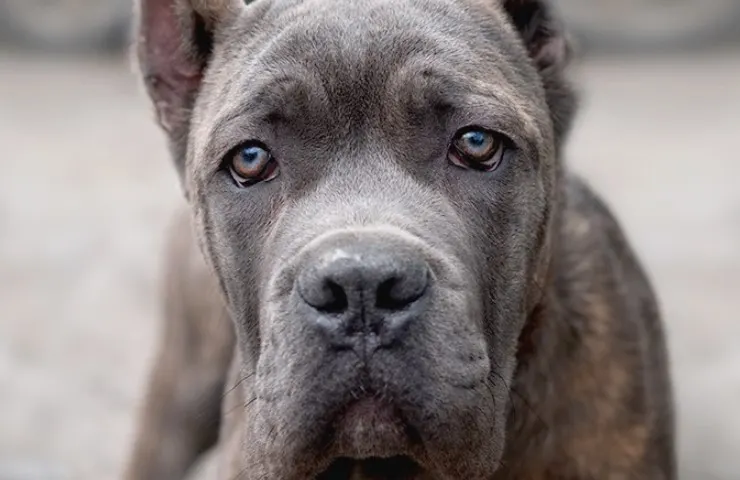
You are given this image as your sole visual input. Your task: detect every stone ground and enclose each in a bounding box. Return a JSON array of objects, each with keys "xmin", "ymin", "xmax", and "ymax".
[{"xmin": 0, "ymin": 48, "xmax": 738, "ymax": 479}]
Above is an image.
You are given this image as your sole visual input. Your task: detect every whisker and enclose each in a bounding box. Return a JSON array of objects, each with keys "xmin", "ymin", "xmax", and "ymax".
[
  {"xmin": 486, "ymin": 357, "xmax": 549, "ymax": 436},
  {"xmin": 221, "ymin": 395, "xmax": 259, "ymax": 419},
  {"xmin": 192, "ymin": 371, "xmax": 257, "ymax": 429},
  {"xmin": 222, "ymin": 371, "xmax": 257, "ymax": 399}
]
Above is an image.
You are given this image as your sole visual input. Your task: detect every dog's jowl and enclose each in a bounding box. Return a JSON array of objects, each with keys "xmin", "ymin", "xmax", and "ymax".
[{"xmin": 124, "ymin": 0, "xmax": 676, "ymax": 478}]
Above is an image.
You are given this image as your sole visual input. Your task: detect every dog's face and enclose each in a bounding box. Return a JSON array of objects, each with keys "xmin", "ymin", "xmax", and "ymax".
[{"xmin": 139, "ymin": 0, "xmax": 574, "ymax": 477}]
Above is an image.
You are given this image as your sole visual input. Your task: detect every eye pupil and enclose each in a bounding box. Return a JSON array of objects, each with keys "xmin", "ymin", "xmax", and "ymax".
[
  {"xmin": 465, "ymin": 131, "xmax": 486, "ymax": 148},
  {"xmin": 460, "ymin": 130, "xmax": 494, "ymax": 155},
  {"xmin": 240, "ymin": 146, "xmax": 264, "ymax": 165}
]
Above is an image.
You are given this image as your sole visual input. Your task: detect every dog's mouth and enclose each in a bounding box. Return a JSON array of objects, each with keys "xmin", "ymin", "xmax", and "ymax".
[{"xmin": 317, "ymin": 455, "xmax": 423, "ymax": 479}]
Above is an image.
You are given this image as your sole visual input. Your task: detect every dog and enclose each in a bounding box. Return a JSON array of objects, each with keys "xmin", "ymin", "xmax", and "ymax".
[{"xmin": 123, "ymin": 0, "xmax": 676, "ymax": 478}]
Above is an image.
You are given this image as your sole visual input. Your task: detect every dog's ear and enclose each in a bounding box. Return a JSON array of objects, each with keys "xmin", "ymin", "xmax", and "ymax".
[
  {"xmin": 136, "ymin": 0, "xmax": 244, "ymax": 176},
  {"xmin": 500, "ymin": 0, "xmax": 577, "ymax": 144}
]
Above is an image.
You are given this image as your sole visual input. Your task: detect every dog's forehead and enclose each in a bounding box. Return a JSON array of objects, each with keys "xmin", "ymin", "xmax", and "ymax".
[
  {"xmin": 224, "ymin": 0, "xmax": 531, "ymax": 80},
  {"xmin": 209, "ymin": 0, "xmax": 541, "ymax": 97},
  {"xmin": 189, "ymin": 0, "xmax": 550, "ymax": 175}
]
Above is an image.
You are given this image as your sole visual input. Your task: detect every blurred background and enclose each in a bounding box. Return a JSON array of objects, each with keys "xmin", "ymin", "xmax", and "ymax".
[{"xmin": 0, "ymin": 1, "xmax": 739, "ymax": 479}]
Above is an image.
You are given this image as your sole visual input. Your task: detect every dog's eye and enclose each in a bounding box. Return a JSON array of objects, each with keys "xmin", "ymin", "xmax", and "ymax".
[
  {"xmin": 227, "ymin": 143, "xmax": 279, "ymax": 186},
  {"xmin": 448, "ymin": 128, "xmax": 506, "ymax": 171}
]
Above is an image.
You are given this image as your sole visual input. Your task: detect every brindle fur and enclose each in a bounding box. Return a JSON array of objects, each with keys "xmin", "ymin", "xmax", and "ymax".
[{"xmin": 124, "ymin": 0, "xmax": 675, "ymax": 478}]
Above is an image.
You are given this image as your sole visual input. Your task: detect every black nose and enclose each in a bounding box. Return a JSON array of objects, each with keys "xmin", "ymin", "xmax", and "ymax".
[{"xmin": 297, "ymin": 236, "xmax": 430, "ymax": 351}]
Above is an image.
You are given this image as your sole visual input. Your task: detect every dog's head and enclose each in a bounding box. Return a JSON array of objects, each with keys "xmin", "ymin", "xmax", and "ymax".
[{"xmin": 138, "ymin": 0, "xmax": 575, "ymax": 477}]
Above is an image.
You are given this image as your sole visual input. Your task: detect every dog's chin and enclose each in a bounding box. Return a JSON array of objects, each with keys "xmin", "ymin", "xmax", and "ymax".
[
  {"xmin": 334, "ymin": 398, "xmax": 411, "ymax": 457},
  {"xmin": 316, "ymin": 398, "xmax": 426, "ymax": 479}
]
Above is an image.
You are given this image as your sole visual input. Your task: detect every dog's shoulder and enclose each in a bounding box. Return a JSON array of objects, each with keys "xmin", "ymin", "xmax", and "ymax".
[
  {"xmin": 557, "ymin": 172, "xmax": 660, "ymax": 335},
  {"xmin": 504, "ymin": 173, "xmax": 675, "ymax": 478},
  {"xmin": 556, "ymin": 172, "xmax": 673, "ymax": 427}
]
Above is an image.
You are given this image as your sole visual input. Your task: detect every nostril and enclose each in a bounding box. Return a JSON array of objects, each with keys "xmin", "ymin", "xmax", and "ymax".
[
  {"xmin": 297, "ymin": 264, "xmax": 350, "ymax": 314},
  {"xmin": 317, "ymin": 279, "xmax": 349, "ymax": 314},
  {"xmin": 376, "ymin": 277, "xmax": 404, "ymax": 310},
  {"xmin": 375, "ymin": 270, "xmax": 428, "ymax": 311}
]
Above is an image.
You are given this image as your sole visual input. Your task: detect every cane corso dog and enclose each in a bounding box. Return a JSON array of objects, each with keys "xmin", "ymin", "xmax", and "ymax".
[{"xmin": 123, "ymin": 0, "xmax": 676, "ymax": 478}]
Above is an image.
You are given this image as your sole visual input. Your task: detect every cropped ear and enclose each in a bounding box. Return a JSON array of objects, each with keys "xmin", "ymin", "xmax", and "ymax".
[
  {"xmin": 501, "ymin": 0, "xmax": 577, "ymax": 145},
  {"xmin": 136, "ymin": 0, "xmax": 244, "ymax": 176}
]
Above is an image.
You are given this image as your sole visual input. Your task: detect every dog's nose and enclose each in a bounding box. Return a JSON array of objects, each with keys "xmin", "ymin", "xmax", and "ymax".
[{"xmin": 297, "ymin": 236, "xmax": 430, "ymax": 350}]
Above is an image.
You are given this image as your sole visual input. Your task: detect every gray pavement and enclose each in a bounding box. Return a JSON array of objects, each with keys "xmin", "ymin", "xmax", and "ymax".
[{"xmin": 0, "ymin": 49, "xmax": 738, "ymax": 479}]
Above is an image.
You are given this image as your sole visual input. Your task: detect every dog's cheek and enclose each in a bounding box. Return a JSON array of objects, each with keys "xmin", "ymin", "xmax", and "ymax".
[
  {"xmin": 192, "ymin": 181, "xmax": 281, "ymax": 326},
  {"xmin": 447, "ymin": 172, "xmax": 547, "ymax": 350}
]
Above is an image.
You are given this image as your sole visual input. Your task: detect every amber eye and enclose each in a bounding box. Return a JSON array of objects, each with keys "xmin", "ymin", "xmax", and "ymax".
[
  {"xmin": 448, "ymin": 128, "xmax": 506, "ymax": 171},
  {"xmin": 227, "ymin": 143, "xmax": 279, "ymax": 186}
]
